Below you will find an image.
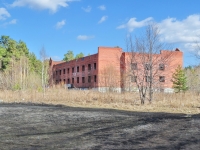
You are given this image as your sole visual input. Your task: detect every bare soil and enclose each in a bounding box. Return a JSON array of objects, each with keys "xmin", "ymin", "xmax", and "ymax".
[{"xmin": 0, "ymin": 103, "xmax": 199, "ymax": 150}]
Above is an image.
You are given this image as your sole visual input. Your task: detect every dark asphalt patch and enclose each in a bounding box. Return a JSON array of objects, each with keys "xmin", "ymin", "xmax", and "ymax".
[{"xmin": 0, "ymin": 103, "xmax": 199, "ymax": 150}]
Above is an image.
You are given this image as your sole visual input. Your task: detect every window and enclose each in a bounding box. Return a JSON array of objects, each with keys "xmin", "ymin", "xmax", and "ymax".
[
  {"xmin": 159, "ymin": 64, "xmax": 165, "ymax": 70},
  {"xmin": 67, "ymin": 78, "xmax": 70, "ymax": 84},
  {"xmin": 94, "ymin": 63, "xmax": 96, "ymax": 70},
  {"xmin": 60, "ymin": 70, "xmax": 62, "ymax": 75},
  {"xmin": 159, "ymin": 76, "xmax": 165, "ymax": 82},
  {"xmin": 63, "ymin": 69, "xmax": 66, "ymax": 74},
  {"xmin": 82, "ymin": 77, "xmax": 85, "ymax": 83},
  {"xmin": 131, "ymin": 76, "xmax": 137, "ymax": 82},
  {"xmin": 56, "ymin": 71, "xmax": 58, "ymax": 75},
  {"xmin": 94, "ymin": 75, "xmax": 97, "ymax": 82},
  {"xmin": 63, "ymin": 79, "xmax": 66, "ymax": 83},
  {"xmin": 77, "ymin": 77, "xmax": 79, "ymax": 83},
  {"xmin": 145, "ymin": 63, "xmax": 150, "ymax": 70},
  {"xmin": 88, "ymin": 76, "xmax": 91, "ymax": 83},
  {"xmin": 72, "ymin": 67, "xmax": 74, "ymax": 73},
  {"xmin": 88, "ymin": 64, "xmax": 91, "ymax": 71},
  {"xmin": 67, "ymin": 68, "xmax": 70, "ymax": 74},
  {"xmin": 145, "ymin": 76, "xmax": 151, "ymax": 82},
  {"xmin": 82, "ymin": 65, "xmax": 85, "ymax": 71},
  {"xmin": 72, "ymin": 78, "xmax": 74, "ymax": 84},
  {"xmin": 77, "ymin": 66, "xmax": 79, "ymax": 72},
  {"xmin": 131, "ymin": 63, "xmax": 137, "ymax": 70}
]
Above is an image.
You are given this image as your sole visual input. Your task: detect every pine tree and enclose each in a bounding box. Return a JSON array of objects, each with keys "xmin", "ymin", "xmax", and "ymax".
[{"xmin": 172, "ymin": 65, "xmax": 188, "ymax": 93}]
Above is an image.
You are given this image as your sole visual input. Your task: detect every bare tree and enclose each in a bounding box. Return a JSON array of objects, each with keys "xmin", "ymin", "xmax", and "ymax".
[
  {"xmin": 40, "ymin": 46, "xmax": 49, "ymax": 96},
  {"xmin": 124, "ymin": 24, "xmax": 172, "ymax": 104}
]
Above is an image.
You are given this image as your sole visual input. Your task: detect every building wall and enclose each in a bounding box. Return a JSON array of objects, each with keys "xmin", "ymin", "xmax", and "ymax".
[
  {"xmin": 120, "ymin": 48, "xmax": 183, "ymax": 91},
  {"xmin": 50, "ymin": 54, "xmax": 98, "ymax": 88},
  {"xmin": 49, "ymin": 47, "xmax": 183, "ymax": 92}
]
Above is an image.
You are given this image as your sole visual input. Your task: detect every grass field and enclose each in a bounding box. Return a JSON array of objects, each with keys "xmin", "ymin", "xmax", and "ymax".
[{"xmin": 0, "ymin": 88, "xmax": 199, "ymax": 114}]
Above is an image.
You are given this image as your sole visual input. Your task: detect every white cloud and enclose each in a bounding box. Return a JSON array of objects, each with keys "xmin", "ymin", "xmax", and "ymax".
[
  {"xmin": 77, "ymin": 35, "xmax": 94, "ymax": 40},
  {"xmin": 11, "ymin": 0, "xmax": 78, "ymax": 13},
  {"xmin": 117, "ymin": 17, "xmax": 153, "ymax": 32},
  {"xmin": 98, "ymin": 5, "xmax": 106, "ymax": 10},
  {"xmin": 0, "ymin": 8, "xmax": 11, "ymax": 20},
  {"xmin": 56, "ymin": 20, "xmax": 65, "ymax": 29},
  {"xmin": 2, "ymin": 19, "xmax": 17, "ymax": 26},
  {"xmin": 82, "ymin": 6, "xmax": 91, "ymax": 12},
  {"xmin": 158, "ymin": 14, "xmax": 200, "ymax": 43},
  {"xmin": 98, "ymin": 16, "xmax": 108, "ymax": 24}
]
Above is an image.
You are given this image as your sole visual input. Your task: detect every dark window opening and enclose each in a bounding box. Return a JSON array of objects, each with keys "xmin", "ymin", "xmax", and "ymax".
[
  {"xmin": 88, "ymin": 64, "xmax": 91, "ymax": 71},
  {"xmin": 77, "ymin": 77, "xmax": 79, "ymax": 83},
  {"xmin": 145, "ymin": 76, "xmax": 151, "ymax": 82},
  {"xmin": 159, "ymin": 64, "xmax": 165, "ymax": 70},
  {"xmin": 82, "ymin": 65, "xmax": 85, "ymax": 71},
  {"xmin": 67, "ymin": 78, "xmax": 70, "ymax": 84},
  {"xmin": 82, "ymin": 77, "xmax": 85, "ymax": 83},
  {"xmin": 159, "ymin": 76, "xmax": 165, "ymax": 82},
  {"xmin": 72, "ymin": 67, "xmax": 74, "ymax": 73},
  {"xmin": 94, "ymin": 63, "xmax": 96, "ymax": 70},
  {"xmin": 88, "ymin": 76, "xmax": 91, "ymax": 83},
  {"xmin": 145, "ymin": 63, "xmax": 150, "ymax": 70},
  {"xmin": 67, "ymin": 68, "xmax": 70, "ymax": 74},
  {"xmin": 72, "ymin": 78, "xmax": 74, "ymax": 84},
  {"xmin": 131, "ymin": 63, "xmax": 137, "ymax": 70},
  {"xmin": 59, "ymin": 70, "xmax": 62, "ymax": 75},
  {"xmin": 77, "ymin": 66, "xmax": 79, "ymax": 72},
  {"xmin": 63, "ymin": 79, "xmax": 66, "ymax": 83},
  {"xmin": 94, "ymin": 75, "xmax": 97, "ymax": 82},
  {"xmin": 63, "ymin": 69, "xmax": 66, "ymax": 74},
  {"xmin": 56, "ymin": 71, "xmax": 58, "ymax": 75},
  {"xmin": 131, "ymin": 76, "xmax": 137, "ymax": 82}
]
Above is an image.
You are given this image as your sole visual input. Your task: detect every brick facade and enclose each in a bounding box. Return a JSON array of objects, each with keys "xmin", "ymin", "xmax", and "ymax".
[{"xmin": 49, "ymin": 47, "xmax": 183, "ymax": 92}]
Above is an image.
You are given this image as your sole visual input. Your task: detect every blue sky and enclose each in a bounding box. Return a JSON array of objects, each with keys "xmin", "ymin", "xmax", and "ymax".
[{"xmin": 1, "ymin": 0, "xmax": 200, "ymax": 67}]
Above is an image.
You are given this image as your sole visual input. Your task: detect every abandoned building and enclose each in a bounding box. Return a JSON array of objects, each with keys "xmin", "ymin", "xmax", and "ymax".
[{"xmin": 49, "ymin": 47, "xmax": 183, "ymax": 92}]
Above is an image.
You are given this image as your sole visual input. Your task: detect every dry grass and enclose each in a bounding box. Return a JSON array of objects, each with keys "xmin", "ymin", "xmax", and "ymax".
[{"xmin": 0, "ymin": 87, "xmax": 199, "ymax": 114}]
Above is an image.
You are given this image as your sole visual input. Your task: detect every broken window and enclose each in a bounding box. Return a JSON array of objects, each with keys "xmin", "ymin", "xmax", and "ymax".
[
  {"xmin": 67, "ymin": 68, "xmax": 70, "ymax": 74},
  {"xmin": 77, "ymin": 66, "xmax": 79, "ymax": 72},
  {"xmin": 77, "ymin": 77, "xmax": 79, "ymax": 83},
  {"xmin": 88, "ymin": 64, "xmax": 91, "ymax": 71},
  {"xmin": 82, "ymin": 77, "xmax": 85, "ymax": 83},
  {"xmin": 159, "ymin": 64, "xmax": 165, "ymax": 70},
  {"xmin": 145, "ymin": 76, "xmax": 151, "ymax": 82},
  {"xmin": 94, "ymin": 63, "xmax": 96, "ymax": 70},
  {"xmin": 88, "ymin": 76, "xmax": 91, "ymax": 83},
  {"xmin": 59, "ymin": 70, "xmax": 62, "ymax": 75},
  {"xmin": 145, "ymin": 63, "xmax": 151, "ymax": 70},
  {"xmin": 131, "ymin": 76, "xmax": 137, "ymax": 82},
  {"xmin": 67, "ymin": 78, "xmax": 70, "ymax": 84},
  {"xmin": 72, "ymin": 67, "xmax": 74, "ymax": 73},
  {"xmin": 131, "ymin": 63, "xmax": 137, "ymax": 70},
  {"xmin": 82, "ymin": 65, "xmax": 85, "ymax": 71},
  {"xmin": 159, "ymin": 76, "xmax": 165, "ymax": 82},
  {"xmin": 63, "ymin": 69, "xmax": 66, "ymax": 74}
]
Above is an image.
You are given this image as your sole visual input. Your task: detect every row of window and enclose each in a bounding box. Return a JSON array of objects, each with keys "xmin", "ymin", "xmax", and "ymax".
[
  {"xmin": 131, "ymin": 63, "xmax": 165, "ymax": 71},
  {"xmin": 56, "ymin": 63, "xmax": 96, "ymax": 75},
  {"xmin": 131, "ymin": 76, "xmax": 165, "ymax": 82},
  {"xmin": 56, "ymin": 75, "xmax": 97, "ymax": 84}
]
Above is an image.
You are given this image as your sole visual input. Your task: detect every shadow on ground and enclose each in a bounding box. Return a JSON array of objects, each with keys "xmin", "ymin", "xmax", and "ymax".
[{"xmin": 0, "ymin": 103, "xmax": 199, "ymax": 150}]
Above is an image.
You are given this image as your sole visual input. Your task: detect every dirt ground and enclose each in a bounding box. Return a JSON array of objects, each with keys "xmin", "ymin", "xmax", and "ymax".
[{"xmin": 0, "ymin": 103, "xmax": 199, "ymax": 150}]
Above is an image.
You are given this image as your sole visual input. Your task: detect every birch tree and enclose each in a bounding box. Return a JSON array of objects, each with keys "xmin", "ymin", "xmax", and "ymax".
[{"xmin": 125, "ymin": 24, "xmax": 172, "ymax": 104}]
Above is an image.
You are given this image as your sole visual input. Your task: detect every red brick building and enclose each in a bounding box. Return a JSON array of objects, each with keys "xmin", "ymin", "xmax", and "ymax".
[{"xmin": 49, "ymin": 47, "xmax": 183, "ymax": 92}]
